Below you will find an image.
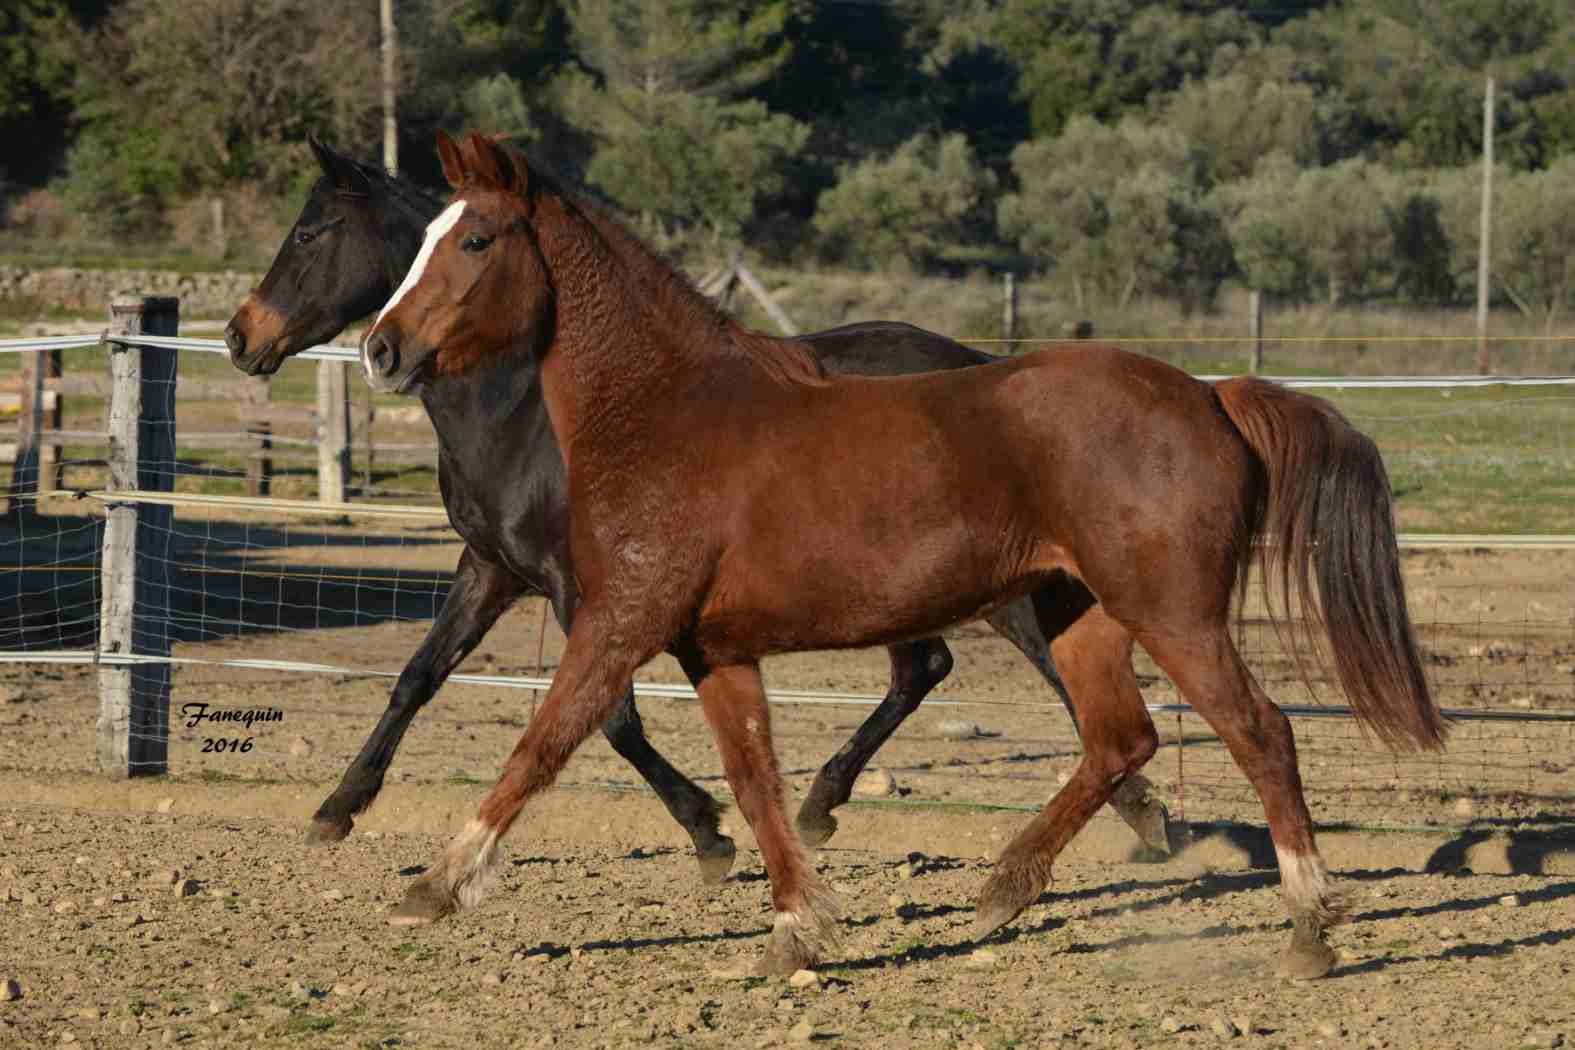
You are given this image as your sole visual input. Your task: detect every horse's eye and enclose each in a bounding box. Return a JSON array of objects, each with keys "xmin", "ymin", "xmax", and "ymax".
[
  {"xmin": 294, "ymin": 229, "xmax": 316, "ymax": 246},
  {"xmin": 461, "ymin": 234, "xmax": 493, "ymax": 254}
]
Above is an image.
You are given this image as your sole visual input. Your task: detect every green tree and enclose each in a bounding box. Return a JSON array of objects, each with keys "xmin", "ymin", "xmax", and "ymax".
[
  {"xmin": 1000, "ymin": 115, "xmax": 1230, "ymax": 309},
  {"xmin": 1432, "ymin": 159, "xmax": 1575, "ymax": 331},
  {"xmin": 1493, "ymin": 158, "xmax": 1575, "ymax": 331},
  {"xmin": 1159, "ymin": 73, "xmax": 1327, "ymax": 182},
  {"xmin": 813, "ymin": 133, "xmax": 997, "ymax": 269},
  {"xmin": 1388, "ymin": 194, "xmax": 1456, "ymax": 305},
  {"xmin": 1215, "ymin": 156, "xmax": 1398, "ymax": 303},
  {"xmin": 393, "ymin": 0, "xmax": 571, "ymax": 183},
  {"xmin": 60, "ymin": 0, "xmax": 382, "ymax": 234},
  {"xmin": 557, "ymin": 0, "xmax": 806, "ymax": 243},
  {"xmin": 461, "ymin": 74, "xmax": 536, "ymax": 140},
  {"xmin": 994, "ymin": 0, "xmax": 1260, "ymax": 137},
  {"xmin": 1209, "ymin": 153, "xmax": 1310, "ymax": 297},
  {"xmin": 0, "ymin": 1, "xmax": 109, "ymax": 192},
  {"xmin": 1262, "ymin": 3, "xmax": 1571, "ymax": 170}
]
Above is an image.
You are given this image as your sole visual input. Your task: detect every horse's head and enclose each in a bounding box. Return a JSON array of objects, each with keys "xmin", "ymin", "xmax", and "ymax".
[
  {"xmin": 226, "ymin": 138, "xmax": 407, "ymax": 376},
  {"xmin": 361, "ymin": 130, "xmax": 550, "ymax": 395}
]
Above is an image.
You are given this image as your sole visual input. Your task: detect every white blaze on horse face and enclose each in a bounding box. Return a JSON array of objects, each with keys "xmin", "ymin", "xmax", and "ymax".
[{"xmin": 362, "ymin": 199, "xmax": 468, "ymax": 380}]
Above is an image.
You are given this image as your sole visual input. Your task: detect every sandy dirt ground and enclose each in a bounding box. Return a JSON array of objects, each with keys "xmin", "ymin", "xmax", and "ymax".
[{"xmin": 2, "ymin": 539, "xmax": 1574, "ymax": 1048}]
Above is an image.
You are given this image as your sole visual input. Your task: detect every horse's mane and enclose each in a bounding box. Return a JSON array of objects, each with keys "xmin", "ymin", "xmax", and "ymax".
[
  {"xmin": 461, "ymin": 138, "xmax": 826, "ymax": 389},
  {"xmin": 351, "ymin": 159, "xmax": 445, "ymax": 223}
]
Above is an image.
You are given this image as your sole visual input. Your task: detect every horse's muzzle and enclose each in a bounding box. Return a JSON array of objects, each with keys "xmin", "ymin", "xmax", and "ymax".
[
  {"xmin": 361, "ymin": 327, "xmax": 422, "ymax": 394},
  {"xmin": 225, "ymin": 321, "xmax": 283, "ymax": 376}
]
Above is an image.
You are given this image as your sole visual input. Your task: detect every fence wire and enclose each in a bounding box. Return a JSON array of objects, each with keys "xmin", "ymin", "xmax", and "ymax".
[{"xmin": 3, "ymin": 334, "xmax": 1575, "ymax": 825}]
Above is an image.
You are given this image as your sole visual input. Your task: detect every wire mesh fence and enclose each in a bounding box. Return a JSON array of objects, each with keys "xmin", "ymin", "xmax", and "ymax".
[{"xmin": 3, "ymin": 330, "xmax": 1574, "ymax": 828}]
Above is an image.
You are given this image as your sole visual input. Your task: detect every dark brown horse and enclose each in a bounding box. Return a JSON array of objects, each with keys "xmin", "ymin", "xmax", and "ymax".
[
  {"xmin": 223, "ymin": 138, "xmax": 1170, "ymax": 871},
  {"xmin": 363, "ymin": 131, "xmax": 1445, "ymax": 978}
]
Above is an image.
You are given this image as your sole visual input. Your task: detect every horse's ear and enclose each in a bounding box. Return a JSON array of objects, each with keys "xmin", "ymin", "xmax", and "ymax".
[
  {"xmin": 437, "ymin": 129, "xmax": 466, "ymax": 189},
  {"xmin": 309, "ymin": 135, "xmax": 370, "ymax": 195},
  {"xmin": 464, "ymin": 131, "xmax": 529, "ymax": 196}
]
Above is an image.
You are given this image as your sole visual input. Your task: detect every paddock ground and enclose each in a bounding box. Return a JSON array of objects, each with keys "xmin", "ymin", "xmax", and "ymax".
[{"xmin": 1, "ymin": 545, "xmax": 1574, "ymax": 1048}]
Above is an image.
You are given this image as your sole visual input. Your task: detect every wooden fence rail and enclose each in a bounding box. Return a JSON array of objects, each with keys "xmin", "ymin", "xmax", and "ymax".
[{"xmin": 4, "ymin": 304, "xmax": 442, "ymax": 500}]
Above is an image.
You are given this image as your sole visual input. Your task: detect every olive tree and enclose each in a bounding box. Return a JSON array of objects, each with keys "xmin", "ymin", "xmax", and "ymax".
[{"xmin": 812, "ymin": 133, "xmax": 996, "ymax": 269}]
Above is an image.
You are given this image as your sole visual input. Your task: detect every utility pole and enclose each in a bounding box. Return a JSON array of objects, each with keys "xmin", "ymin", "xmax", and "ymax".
[
  {"xmin": 1476, "ymin": 74, "xmax": 1494, "ymax": 376},
  {"xmin": 381, "ymin": 0, "xmax": 398, "ymax": 174}
]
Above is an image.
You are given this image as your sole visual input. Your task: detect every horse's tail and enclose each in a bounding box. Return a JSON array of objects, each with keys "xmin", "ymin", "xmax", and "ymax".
[{"xmin": 1214, "ymin": 376, "xmax": 1447, "ymax": 753}]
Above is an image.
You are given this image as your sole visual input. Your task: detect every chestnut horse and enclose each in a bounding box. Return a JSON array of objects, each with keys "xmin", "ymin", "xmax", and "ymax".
[
  {"xmin": 364, "ymin": 131, "xmax": 1445, "ymax": 978},
  {"xmin": 224, "ymin": 138, "xmax": 1170, "ymax": 868}
]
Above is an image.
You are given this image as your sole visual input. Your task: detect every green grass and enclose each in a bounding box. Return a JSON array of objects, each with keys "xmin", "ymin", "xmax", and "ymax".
[
  {"xmin": 1328, "ymin": 384, "xmax": 1575, "ymax": 534},
  {"xmin": 282, "ymin": 1013, "xmax": 337, "ymax": 1035}
]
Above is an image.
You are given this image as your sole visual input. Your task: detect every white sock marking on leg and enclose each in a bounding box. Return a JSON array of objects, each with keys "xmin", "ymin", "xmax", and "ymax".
[
  {"xmin": 443, "ymin": 817, "xmax": 502, "ymax": 911},
  {"xmin": 1275, "ymin": 846, "xmax": 1337, "ymax": 922}
]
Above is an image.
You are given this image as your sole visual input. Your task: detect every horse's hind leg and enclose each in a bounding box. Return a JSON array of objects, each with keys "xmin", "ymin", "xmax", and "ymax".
[
  {"xmin": 686, "ymin": 658, "xmax": 838, "ymax": 974},
  {"xmin": 796, "ymin": 637, "xmax": 952, "ymax": 848},
  {"xmin": 973, "ymin": 605, "xmax": 1158, "ymax": 939},
  {"xmin": 601, "ymin": 693, "xmax": 736, "ymax": 882},
  {"xmin": 985, "ymin": 598, "xmax": 1172, "ymax": 853},
  {"xmin": 1137, "ymin": 625, "xmax": 1343, "ymax": 979},
  {"xmin": 308, "ymin": 547, "xmax": 524, "ymax": 845}
]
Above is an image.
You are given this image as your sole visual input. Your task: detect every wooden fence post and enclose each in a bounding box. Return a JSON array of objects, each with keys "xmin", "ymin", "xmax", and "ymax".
[
  {"xmin": 317, "ymin": 359, "xmax": 351, "ymax": 504},
  {"xmin": 1003, "ymin": 272, "xmax": 1018, "ymax": 354},
  {"xmin": 362, "ymin": 394, "xmax": 376, "ymax": 497},
  {"xmin": 43, "ymin": 348, "xmax": 62, "ymax": 493},
  {"xmin": 3, "ymin": 349, "xmax": 46, "ymax": 514},
  {"xmin": 1249, "ymin": 290, "xmax": 1264, "ymax": 374},
  {"xmin": 244, "ymin": 376, "xmax": 272, "ymax": 497},
  {"xmin": 1476, "ymin": 74, "xmax": 1494, "ymax": 377},
  {"xmin": 718, "ymin": 249, "xmax": 741, "ymax": 313},
  {"xmin": 97, "ymin": 295, "xmax": 178, "ymax": 778},
  {"xmin": 734, "ymin": 260, "xmax": 799, "ymax": 336}
]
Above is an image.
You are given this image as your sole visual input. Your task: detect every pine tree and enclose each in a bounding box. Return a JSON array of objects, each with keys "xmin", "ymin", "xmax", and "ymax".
[{"xmin": 556, "ymin": 0, "xmax": 806, "ymax": 242}]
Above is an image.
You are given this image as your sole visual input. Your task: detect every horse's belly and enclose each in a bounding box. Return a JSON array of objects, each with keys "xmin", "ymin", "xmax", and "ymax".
[{"xmin": 695, "ymin": 514, "xmax": 1048, "ymax": 658}]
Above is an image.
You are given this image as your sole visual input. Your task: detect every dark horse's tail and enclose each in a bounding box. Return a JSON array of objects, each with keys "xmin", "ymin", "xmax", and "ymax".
[{"xmin": 1214, "ymin": 376, "xmax": 1447, "ymax": 753}]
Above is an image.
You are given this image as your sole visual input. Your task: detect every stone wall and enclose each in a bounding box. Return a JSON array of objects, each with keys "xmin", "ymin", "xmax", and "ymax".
[{"xmin": 0, "ymin": 265, "xmax": 259, "ymax": 318}]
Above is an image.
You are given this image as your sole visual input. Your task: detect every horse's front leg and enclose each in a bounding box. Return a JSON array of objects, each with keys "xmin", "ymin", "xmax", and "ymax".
[
  {"xmin": 389, "ymin": 603, "xmax": 647, "ymax": 925},
  {"xmin": 308, "ymin": 547, "xmax": 524, "ymax": 844},
  {"xmin": 550, "ymin": 583, "xmax": 735, "ymax": 882},
  {"xmin": 796, "ymin": 637, "xmax": 952, "ymax": 847},
  {"xmin": 684, "ymin": 657, "xmax": 839, "ymax": 973}
]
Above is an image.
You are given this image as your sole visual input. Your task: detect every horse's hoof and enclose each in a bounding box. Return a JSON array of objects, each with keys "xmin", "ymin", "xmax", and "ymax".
[
  {"xmin": 696, "ymin": 837, "xmax": 737, "ymax": 885},
  {"xmin": 795, "ymin": 807, "xmax": 838, "ymax": 849},
  {"xmin": 968, "ymin": 897, "xmax": 1025, "ymax": 942},
  {"xmin": 1128, "ymin": 800, "xmax": 1173, "ymax": 856},
  {"xmin": 304, "ymin": 815, "xmax": 352, "ymax": 847},
  {"xmin": 970, "ymin": 864, "xmax": 1039, "ymax": 942},
  {"xmin": 388, "ymin": 879, "xmax": 453, "ymax": 927},
  {"xmin": 1110, "ymin": 778, "xmax": 1173, "ymax": 856},
  {"xmin": 754, "ymin": 931, "xmax": 817, "ymax": 976},
  {"xmin": 1277, "ymin": 935, "xmax": 1338, "ymax": 980}
]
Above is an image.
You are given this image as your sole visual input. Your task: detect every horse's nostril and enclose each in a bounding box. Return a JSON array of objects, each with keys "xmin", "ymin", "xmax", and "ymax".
[
  {"xmin": 368, "ymin": 334, "xmax": 399, "ymax": 377},
  {"xmin": 224, "ymin": 324, "xmax": 245, "ymax": 357}
]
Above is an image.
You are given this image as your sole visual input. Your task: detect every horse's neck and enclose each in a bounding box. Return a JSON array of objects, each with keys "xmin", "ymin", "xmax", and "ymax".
[
  {"xmin": 379, "ymin": 191, "xmax": 437, "ymax": 289},
  {"xmin": 418, "ymin": 359, "xmax": 554, "ymax": 478},
  {"xmin": 537, "ymin": 203, "xmax": 723, "ymax": 431}
]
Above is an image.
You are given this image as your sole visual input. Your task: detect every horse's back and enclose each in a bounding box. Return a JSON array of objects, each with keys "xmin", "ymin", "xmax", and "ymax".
[
  {"xmin": 802, "ymin": 321, "xmax": 996, "ymax": 377},
  {"xmin": 695, "ymin": 345, "xmax": 1233, "ymax": 644}
]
